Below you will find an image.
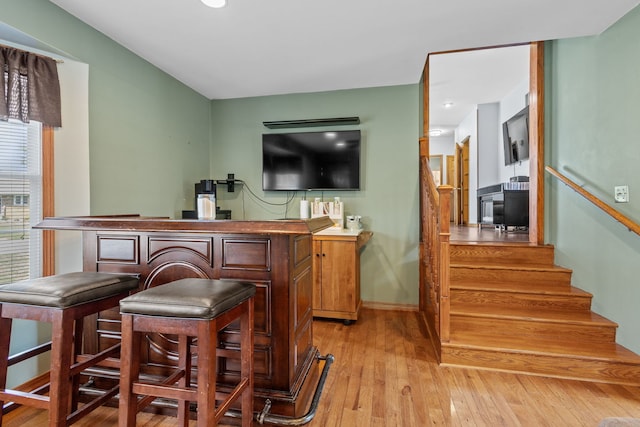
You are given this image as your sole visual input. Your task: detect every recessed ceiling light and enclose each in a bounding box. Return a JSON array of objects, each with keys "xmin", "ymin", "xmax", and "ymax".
[
  {"xmin": 201, "ymin": 0, "xmax": 227, "ymax": 8},
  {"xmin": 443, "ymin": 102, "xmax": 454, "ymax": 109},
  {"xmin": 429, "ymin": 129, "xmax": 442, "ymax": 137}
]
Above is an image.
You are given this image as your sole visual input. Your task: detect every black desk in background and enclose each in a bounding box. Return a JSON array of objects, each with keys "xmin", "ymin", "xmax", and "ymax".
[{"xmin": 477, "ymin": 183, "xmax": 529, "ymax": 229}]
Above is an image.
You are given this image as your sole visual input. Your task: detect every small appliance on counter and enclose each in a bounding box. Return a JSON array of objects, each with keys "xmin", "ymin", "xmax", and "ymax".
[
  {"xmin": 195, "ymin": 179, "xmax": 216, "ymax": 219},
  {"xmin": 346, "ymin": 215, "xmax": 363, "ymax": 232},
  {"xmin": 182, "ymin": 179, "xmax": 232, "ymax": 220}
]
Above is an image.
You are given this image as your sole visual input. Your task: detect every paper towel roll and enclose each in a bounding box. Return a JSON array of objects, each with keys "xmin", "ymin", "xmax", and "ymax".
[{"xmin": 300, "ymin": 200, "xmax": 310, "ymax": 219}]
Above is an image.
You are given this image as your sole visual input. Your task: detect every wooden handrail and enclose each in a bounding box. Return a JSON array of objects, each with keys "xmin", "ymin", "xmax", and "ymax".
[{"xmin": 545, "ymin": 166, "xmax": 640, "ymax": 237}]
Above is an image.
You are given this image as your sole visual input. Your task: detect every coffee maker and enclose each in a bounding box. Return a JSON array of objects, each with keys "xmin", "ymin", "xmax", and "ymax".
[
  {"xmin": 182, "ymin": 179, "xmax": 232, "ymax": 219},
  {"xmin": 182, "ymin": 180, "xmax": 216, "ymax": 219},
  {"xmin": 195, "ymin": 179, "xmax": 216, "ymax": 219}
]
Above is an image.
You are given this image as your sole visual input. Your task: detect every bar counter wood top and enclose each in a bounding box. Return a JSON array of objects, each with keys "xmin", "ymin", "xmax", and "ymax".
[
  {"xmin": 36, "ymin": 214, "xmax": 335, "ymax": 421},
  {"xmin": 37, "ymin": 214, "xmax": 334, "ymax": 234}
]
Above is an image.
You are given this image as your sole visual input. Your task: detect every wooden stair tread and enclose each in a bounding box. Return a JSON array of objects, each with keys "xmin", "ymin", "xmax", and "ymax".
[
  {"xmin": 451, "ymin": 283, "xmax": 591, "ymax": 297},
  {"xmin": 450, "ymin": 241, "xmax": 548, "ymax": 248},
  {"xmin": 450, "ymin": 243, "xmax": 556, "ymax": 266},
  {"xmin": 446, "ymin": 332, "xmax": 640, "ymax": 363},
  {"xmin": 451, "ymin": 302, "xmax": 617, "ymax": 326},
  {"xmin": 451, "ymin": 263, "xmax": 572, "ymax": 273}
]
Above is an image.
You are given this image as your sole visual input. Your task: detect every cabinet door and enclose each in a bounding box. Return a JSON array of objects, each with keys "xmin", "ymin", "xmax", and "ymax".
[
  {"xmin": 312, "ymin": 240, "xmax": 323, "ymax": 311},
  {"xmin": 319, "ymin": 240, "xmax": 356, "ymax": 312}
]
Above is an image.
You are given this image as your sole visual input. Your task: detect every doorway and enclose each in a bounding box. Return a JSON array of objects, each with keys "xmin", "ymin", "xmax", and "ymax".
[
  {"xmin": 453, "ymin": 137, "xmax": 470, "ymax": 225},
  {"xmin": 446, "ymin": 154, "xmax": 455, "ymax": 221},
  {"xmin": 426, "ymin": 43, "xmax": 544, "ymax": 243}
]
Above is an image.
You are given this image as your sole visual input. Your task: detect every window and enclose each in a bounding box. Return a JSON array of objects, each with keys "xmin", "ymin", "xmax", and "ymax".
[
  {"xmin": 13, "ymin": 195, "xmax": 29, "ymax": 206},
  {"xmin": 0, "ymin": 119, "xmax": 43, "ymax": 284}
]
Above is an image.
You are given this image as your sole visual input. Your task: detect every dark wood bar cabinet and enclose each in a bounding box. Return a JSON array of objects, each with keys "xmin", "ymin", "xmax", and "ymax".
[{"xmin": 36, "ymin": 215, "xmax": 334, "ymax": 422}]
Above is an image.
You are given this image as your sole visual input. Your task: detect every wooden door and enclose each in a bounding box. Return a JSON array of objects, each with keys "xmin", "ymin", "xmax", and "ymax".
[
  {"xmin": 453, "ymin": 137, "xmax": 470, "ymax": 225},
  {"xmin": 453, "ymin": 143, "xmax": 461, "ymax": 225},
  {"xmin": 319, "ymin": 240, "xmax": 356, "ymax": 313},
  {"xmin": 446, "ymin": 155, "xmax": 454, "ymax": 186},
  {"xmin": 446, "ymin": 155, "xmax": 455, "ymax": 221},
  {"xmin": 461, "ymin": 137, "xmax": 470, "ymax": 225}
]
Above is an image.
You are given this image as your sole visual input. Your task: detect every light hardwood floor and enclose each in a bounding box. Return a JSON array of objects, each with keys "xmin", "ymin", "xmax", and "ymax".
[
  {"xmin": 4, "ymin": 309, "xmax": 640, "ymax": 426},
  {"xmin": 450, "ymin": 224, "xmax": 530, "ymax": 243}
]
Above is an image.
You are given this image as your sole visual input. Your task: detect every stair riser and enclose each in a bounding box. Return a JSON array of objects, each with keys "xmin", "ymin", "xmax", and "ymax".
[
  {"xmin": 451, "ymin": 315, "xmax": 617, "ymax": 344},
  {"xmin": 451, "ymin": 267, "xmax": 572, "ymax": 288},
  {"xmin": 451, "ymin": 290, "xmax": 592, "ymax": 311},
  {"xmin": 450, "ymin": 244, "xmax": 555, "ymax": 266},
  {"xmin": 441, "ymin": 345, "xmax": 640, "ymax": 386}
]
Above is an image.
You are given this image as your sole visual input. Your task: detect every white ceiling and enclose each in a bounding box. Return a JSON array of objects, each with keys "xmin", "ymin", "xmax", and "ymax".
[
  {"xmin": 48, "ymin": 0, "xmax": 638, "ymax": 101},
  {"xmin": 429, "ymin": 45, "xmax": 531, "ymax": 130}
]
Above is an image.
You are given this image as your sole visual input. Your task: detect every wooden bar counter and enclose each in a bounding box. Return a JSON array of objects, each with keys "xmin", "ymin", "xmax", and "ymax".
[{"xmin": 36, "ymin": 215, "xmax": 334, "ymax": 420}]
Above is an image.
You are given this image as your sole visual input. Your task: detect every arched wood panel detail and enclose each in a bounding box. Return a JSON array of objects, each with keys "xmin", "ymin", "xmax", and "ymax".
[{"xmin": 142, "ymin": 261, "xmax": 209, "ymax": 366}]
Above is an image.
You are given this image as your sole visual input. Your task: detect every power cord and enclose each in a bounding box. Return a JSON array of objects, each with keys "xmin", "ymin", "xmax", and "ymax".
[{"xmin": 234, "ymin": 179, "xmax": 297, "ymax": 219}]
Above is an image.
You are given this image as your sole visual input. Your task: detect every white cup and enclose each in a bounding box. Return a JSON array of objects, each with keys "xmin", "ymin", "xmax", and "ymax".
[{"xmin": 300, "ymin": 200, "xmax": 310, "ymax": 219}]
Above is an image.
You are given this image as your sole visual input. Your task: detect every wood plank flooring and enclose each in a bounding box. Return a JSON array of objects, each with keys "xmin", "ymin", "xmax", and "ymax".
[
  {"xmin": 3, "ymin": 309, "xmax": 640, "ymax": 426},
  {"xmin": 450, "ymin": 224, "xmax": 530, "ymax": 243}
]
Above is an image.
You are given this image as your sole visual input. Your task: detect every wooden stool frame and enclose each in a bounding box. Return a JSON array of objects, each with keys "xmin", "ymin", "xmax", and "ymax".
[
  {"xmin": 118, "ymin": 296, "xmax": 254, "ymax": 427},
  {"xmin": 0, "ymin": 290, "xmax": 133, "ymax": 427}
]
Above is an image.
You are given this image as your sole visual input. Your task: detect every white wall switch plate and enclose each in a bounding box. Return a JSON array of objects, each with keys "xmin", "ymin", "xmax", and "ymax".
[{"xmin": 614, "ymin": 185, "xmax": 629, "ymax": 203}]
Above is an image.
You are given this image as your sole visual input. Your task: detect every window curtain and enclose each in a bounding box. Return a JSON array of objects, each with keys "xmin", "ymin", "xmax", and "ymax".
[{"xmin": 0, "ymin": 45, "xmax": 61, "ymax": 127}]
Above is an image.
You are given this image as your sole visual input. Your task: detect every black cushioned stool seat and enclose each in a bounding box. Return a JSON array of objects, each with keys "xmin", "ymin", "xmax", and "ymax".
[
  {"xmin": 118, "ymin": 278, "xmax": 256, "ymax": 427},
  {"xmin": 0, "ymin": 272, "xmax": 139, "ymax": 427}
]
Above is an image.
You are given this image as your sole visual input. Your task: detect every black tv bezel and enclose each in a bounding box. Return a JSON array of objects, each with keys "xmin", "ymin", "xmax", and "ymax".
[
  {"xmin": 502, "ymin": 106, "xmax": 530, "ymax": 166},
  {"xmin": 262, "ymin": 129, "xmax": 361, "ymax": 192}
]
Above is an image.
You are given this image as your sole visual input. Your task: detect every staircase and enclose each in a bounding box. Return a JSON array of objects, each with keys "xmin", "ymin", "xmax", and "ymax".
[{"xmin": 441, "ymin": 242, "xmax": 640, "ymax": 386}]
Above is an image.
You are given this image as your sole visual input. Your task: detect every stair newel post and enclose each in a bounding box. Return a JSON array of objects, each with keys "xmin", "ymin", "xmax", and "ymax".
[{"xmin": 437, "ymin": 185, "xmax": 453, "ymax": 342}]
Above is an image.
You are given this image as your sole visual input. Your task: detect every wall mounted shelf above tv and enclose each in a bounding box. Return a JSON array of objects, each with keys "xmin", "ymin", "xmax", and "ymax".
[{"xmin": 263, "ymin": 117, "xmax": 360, "ymax": 129}]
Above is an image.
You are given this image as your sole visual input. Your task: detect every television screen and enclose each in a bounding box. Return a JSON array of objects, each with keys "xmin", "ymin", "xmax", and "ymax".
[
  {"xmin": 502, "ymin": 107, "xmax": 529, "ymax": 166},
  {"xmin": 262, "ymin": 130, "xmax": 361, "ymax": 191}
]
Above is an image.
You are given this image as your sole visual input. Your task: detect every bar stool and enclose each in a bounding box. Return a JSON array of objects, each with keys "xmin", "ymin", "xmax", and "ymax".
[
  {"xmin": 0, "ymin": 272, "xmax": 139, "ymax": 427},
  {"xmin": 118, "ymin": 278, "xmax": 255, "ymax": 427}
]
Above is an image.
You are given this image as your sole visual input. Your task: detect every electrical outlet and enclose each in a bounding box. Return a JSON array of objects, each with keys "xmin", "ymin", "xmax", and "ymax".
[{"xmin": 614, "ymin": 185, "xmax": 629, "ymax": 203}]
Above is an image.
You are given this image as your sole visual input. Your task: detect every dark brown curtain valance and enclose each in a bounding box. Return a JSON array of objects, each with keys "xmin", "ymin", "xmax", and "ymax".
[{"xmin": 0, "ymin": 46, "xmax": 62, "ymax": 127}]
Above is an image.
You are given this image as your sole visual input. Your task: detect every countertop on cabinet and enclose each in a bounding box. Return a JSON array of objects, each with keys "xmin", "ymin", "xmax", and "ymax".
[{"xmin": 313, "ymin": 227, "xmax": 373, "ymax": 248}]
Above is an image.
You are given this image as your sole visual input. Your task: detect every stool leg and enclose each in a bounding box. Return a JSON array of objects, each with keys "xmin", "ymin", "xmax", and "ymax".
[
  {"xmin": 70, "ymin": 317, "xmax": 84, "ymax": 412},
  {"xmin": 0, "ymin": 313, "xmax": 12, "ymax": 426},
  {"xmin": 49, "ymin": 309, "xmax": 74, "ymax": 427},
  {"xmin": 119, "ymin": 314, "xmax": 140, "ymax": 427},
  {"xmin": 176, "ymin": 335, "xmax": 192, "ymax": 427},
  {"xmin": 241, "ymin": 298, "xmax": 255, "ymax": 427},
  {"xmin": 197, "ymin": 319, "xmax": 217, "ymax": 427}
]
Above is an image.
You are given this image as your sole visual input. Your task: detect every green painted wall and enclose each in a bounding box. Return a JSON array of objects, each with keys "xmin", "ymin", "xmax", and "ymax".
[
  {"xmin": 1, "ymin": 0, "xmax": 212, "ymax": 386},
  {"xmin": 546, "ymin": 5, "xmax": 640, "ymax": 353},
  {"xmin": 210, "ymin": 86, "xmax": 421, "ymax": 305},
  {"xmin": 2, "ymin": 0, "xmax": 211, "ymax": 219}
]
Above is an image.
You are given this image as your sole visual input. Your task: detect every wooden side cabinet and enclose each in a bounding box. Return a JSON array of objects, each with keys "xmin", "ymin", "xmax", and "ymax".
[{"xmin": 312, "ymin": 229, "xmax": 372, "ymax": 323}]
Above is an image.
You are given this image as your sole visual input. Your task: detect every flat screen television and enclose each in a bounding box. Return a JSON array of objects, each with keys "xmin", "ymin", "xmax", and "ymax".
[
  {"xmin": 502, "ymin": 106, "xmax": 530, "ymax": 165},
  {"xmin": 262, "ymin": 130, "xmax": 361, "ymax": 191}
]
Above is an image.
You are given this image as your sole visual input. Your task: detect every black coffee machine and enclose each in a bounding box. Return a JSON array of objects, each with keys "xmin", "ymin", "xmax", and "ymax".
[
  {"xmin": 182, "ymin": 179, "xmax": 231, "ymax": 219},
  {"xmin": 195, "ymin": 179, "xmax": 216, "ymax": 202}
]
